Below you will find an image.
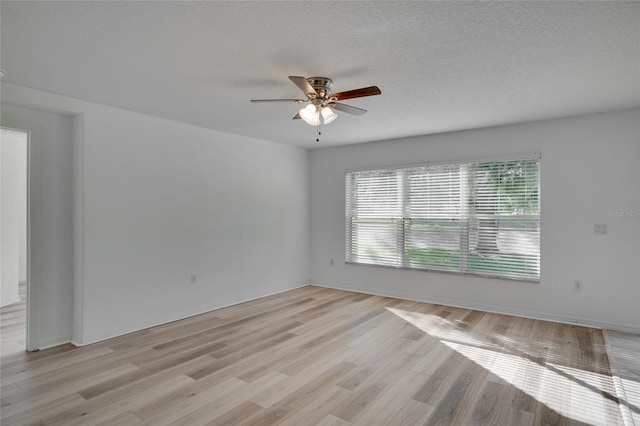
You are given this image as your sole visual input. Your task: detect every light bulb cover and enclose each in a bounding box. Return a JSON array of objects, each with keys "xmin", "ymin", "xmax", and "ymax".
[
  {"xmin": 308, "ymin": 111, "xmax": 320, "ymax": 126},
  {"xmin": 300, "ymin": 104, "xmax": 320, "ymax": 126},
  {"xmin": 321, "ymin": 107, "xmax": 338, "ymax": 124}
]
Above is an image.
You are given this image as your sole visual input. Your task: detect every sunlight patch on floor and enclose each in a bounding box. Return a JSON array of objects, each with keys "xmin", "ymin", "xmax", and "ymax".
[{"xmin": 387, "ymin": 307, "xmax": 619, "ymax": 425}]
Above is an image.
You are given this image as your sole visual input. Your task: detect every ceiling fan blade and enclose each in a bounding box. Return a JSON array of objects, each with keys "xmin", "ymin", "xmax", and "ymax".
[
  {"xmin": 289, "ymin": 76, "xmax": 318, "ymax": 97},
  {"xmin": 292, "ymin": 112, "xmax": 301, "ymax": 120},
  {"xmin": 250, "ymin": 99, "xmax": 306, "ymax": 103},
  {"xmin": 329, "ymin": 86, "xmax": 381, "ymax": 101},
  {"xmin": 331, "ymin": 102, "xmax": 367, "ymax": 116}
]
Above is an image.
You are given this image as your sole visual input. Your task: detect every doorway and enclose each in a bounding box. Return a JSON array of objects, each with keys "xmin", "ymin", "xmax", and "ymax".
[{"xmin": 1, "ymin": 127, "xmax": 30, "ymax": 354}]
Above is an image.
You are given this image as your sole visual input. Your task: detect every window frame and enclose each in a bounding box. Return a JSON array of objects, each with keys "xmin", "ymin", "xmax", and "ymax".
[{"xmin": 345, "ymin": 153, "xmax": 541, "ymax": 283}]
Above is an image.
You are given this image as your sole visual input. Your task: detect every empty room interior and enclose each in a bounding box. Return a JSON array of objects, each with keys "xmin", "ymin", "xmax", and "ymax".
[{"xmin": 1, "ymin": 2, "xmax": 639, "ymax": 425}]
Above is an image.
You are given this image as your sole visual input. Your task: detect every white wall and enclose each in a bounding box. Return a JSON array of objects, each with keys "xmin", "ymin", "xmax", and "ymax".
[
  {"xmin": 0, "ymin": 129, "xmax": 27, "ymax": 307},
  {"xmin": 78, "ymin": 107, "xmax": 310, "ymax": 344},
  {"xmin": 311, "ymin": 108, "xmax": 640, "ymax": 333},
  {"xmin": 2, "ymin": 82, "xmax": 310, "ymax": 346},
  {"xmin": 1, "ymin": 107, "xmax": 74, "ymax": 348}
]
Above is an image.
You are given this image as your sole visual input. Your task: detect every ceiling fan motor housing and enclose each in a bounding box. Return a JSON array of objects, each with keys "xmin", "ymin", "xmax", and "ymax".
[{"xmin": 306, "ymin": 77, "xmax": 333, "ymax": 102}]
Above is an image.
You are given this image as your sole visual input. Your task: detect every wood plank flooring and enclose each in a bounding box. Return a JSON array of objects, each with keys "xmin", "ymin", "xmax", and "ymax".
[
  {"xmin": 605, "ymin": 330, "xmax": 640, "ymax": 426},
  {"xmin": 0, "ymin": 286, "xmax": 627, "ymax": 425},
  {"xmin": 0, "ymin": 282, "xmax": 26, "ymax": 358}
]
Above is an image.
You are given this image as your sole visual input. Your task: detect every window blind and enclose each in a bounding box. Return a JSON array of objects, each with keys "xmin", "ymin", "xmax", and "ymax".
[{"xmin": 345, "ymin": 156, "xmax": 540, "ymax": 281}]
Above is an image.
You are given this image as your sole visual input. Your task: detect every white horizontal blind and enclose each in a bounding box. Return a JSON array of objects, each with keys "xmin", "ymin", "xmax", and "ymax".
[
  {"xmin": 404, "ymin": 164, "xmax": 462, "ymax": 271},
  {"xmin": 345, "ymin": 169, "xmax": 401, "ymax": 266},
  {"xmin": 465, "ymin": 160, "xmax": 540, "ymax": 279},
  {"xmin": 345, "ymin": 156, "xmax": 540, "ymax": 281}
]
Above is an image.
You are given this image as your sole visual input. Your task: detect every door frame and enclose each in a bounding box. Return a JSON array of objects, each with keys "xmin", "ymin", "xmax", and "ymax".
[{"xmin": 2, "ymin": 121, "xmax": 40, "ymax": 351}]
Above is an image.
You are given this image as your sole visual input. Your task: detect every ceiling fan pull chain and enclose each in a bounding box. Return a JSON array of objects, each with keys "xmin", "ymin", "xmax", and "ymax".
[{"xmin": 316, "ymin": 123, "xmax": 321, "ymax": 143}]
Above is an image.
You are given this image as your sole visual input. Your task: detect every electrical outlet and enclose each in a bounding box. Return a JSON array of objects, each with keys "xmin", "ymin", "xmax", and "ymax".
[
  {"xmin": 190, "ymin": 274, "xmax": 197, "ymax": 284},
  {"xmin": 574, "ymin": 280, "xmax": 583, "ymax": 291}
]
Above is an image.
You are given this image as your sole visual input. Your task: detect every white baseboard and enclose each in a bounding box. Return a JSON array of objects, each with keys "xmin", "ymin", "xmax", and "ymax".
[
  {"xmin": 0, "ymin": 296, "xmax": 22, "ymax": 308},
  {"xmin": 311, "ymin": 281, "xmax": 640, "ymax": 334},
  {"xmin": 73, "ymin": 282, "xmax": 310, "ymax": 346},
  {"xmin": 39, "ymin": 335, "xmax": 73, "ymax": 350}
]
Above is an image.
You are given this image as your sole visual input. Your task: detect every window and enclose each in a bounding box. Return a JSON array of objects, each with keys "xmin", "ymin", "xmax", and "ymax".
[{"xmin": 345, "ymin": 154, "xmax": 540, "ymax": 281}]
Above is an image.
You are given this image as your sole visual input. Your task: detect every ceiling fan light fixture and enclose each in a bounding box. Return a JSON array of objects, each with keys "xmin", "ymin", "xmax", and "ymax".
[
  {"xmin": 300, "ymin": 104, "xmax": 320, "ymax": 126},
  {"xmin": 251, "ymin": 75, "xmax": 381, "ymax": 136},
  {"xmin": 321, "ymin": 106, "xmax": 338, "ymax": 124}
]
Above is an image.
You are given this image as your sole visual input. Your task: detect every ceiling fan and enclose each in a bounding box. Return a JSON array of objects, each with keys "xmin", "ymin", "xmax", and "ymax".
[{"xmin": 250, "ymin": 76, "xmax": 382, "ymax": 128}]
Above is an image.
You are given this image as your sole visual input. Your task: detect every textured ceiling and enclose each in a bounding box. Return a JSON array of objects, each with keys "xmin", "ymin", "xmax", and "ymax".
[{"xmin": 1, "ymin": 1, "xmax": 639, "ymax": 148}]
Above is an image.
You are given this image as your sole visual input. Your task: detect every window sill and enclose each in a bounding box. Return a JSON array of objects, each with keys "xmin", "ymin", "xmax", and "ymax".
[{"xmin": 345, "ymin": 261, "xmax": 540, "ymax": 284}]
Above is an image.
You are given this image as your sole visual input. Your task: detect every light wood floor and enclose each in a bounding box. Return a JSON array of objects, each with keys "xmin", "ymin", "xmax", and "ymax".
[
  {"xmin": 605, "ymin": 330, "xmax": 640, "ymax": 426},
  {"xmin": 0, "ymin": 282, "xmax": 26, "ymax": 358},
  {"xmin": 0, "ymin": 285, "xmax": 629, "ymax": 425}
]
